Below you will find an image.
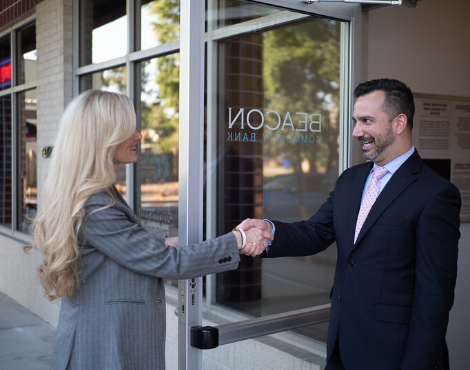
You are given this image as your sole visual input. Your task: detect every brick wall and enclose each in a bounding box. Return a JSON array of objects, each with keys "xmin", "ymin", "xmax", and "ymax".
[{"xmin": 0, "ymin": 0, "xmax": 44, "ymax": 31}]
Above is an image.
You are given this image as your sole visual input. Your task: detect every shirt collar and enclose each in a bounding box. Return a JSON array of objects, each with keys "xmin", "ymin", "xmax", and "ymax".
[{"xmin": 371, "ymin": 146, "xmax": 415, "ymax": 175}]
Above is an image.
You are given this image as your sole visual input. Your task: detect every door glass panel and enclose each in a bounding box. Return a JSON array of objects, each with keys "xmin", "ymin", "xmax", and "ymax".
[
  {"xmin": 134, "ymin": 55, "xmax": 180, "ymax": 244},
  {"xmin": 204, "ymin": 2, "xmax": 344, "ymax": 365}
]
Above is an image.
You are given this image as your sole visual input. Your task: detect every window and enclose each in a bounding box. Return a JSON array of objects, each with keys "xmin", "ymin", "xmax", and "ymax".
[
  {"xmin": 135, "ymin": 56, "xmax": 179, "ymax": 237},
  {"xmin": 17, "ymin": 23, "xmax": 37, "ymax": 85},
  {"xmin": 79, "ymin": 0, "xmax": 127, "ymax": 66},
  {"xmin": 77, "ymin": 0, "xmax": 180, "ymax": 209},
  {"xmin": 0, "ymin": 21, "xmax": 38, "ymax": 233},
  {"xmin": 0, "ymin": 36, "xmax": 11, "ymax": 91}
]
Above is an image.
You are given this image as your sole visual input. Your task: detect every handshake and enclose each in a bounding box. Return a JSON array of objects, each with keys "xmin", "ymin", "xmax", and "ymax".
[
  {"xmin": 232, "ymin": 218, "xmax": 273, "ymax": 257},
  {"xmin": 164, "ymin": 218, "xmax": 273, "ymax": 257}
]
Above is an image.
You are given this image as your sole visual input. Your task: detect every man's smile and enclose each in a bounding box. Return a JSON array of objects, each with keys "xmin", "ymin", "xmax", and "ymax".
[{"xmin": 358, "ymin": 136, "xmax": 375, "ymax": 150}]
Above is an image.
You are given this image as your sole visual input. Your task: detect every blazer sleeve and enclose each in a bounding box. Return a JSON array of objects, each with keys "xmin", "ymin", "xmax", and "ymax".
[
  {"xmin": 400, "ymin": 183, "xmax": 461, "ymax": 370},
  {"xmin": 265, "ymin": 189, "xmax": 337, "ymax": 258},
  {"xmin": 82, "ymin": 200, "xmax": 240, "ymax": 280}
]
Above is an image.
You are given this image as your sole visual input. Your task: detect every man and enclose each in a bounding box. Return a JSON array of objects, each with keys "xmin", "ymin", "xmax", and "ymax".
[{"xmin": 239, "ymin": 79, "xmax": 461, "ymax": 370}]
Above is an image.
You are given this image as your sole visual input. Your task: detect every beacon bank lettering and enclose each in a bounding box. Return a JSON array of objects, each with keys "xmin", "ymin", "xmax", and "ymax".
[{"xmin": 227, "ymin": 108, "xmax": 322, "ymax": 144}]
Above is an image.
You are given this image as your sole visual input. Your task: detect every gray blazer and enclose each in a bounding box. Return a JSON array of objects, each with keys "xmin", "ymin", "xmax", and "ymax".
[{"xmin": 50, "ymin": 190, "xmax": 240, "ymax": 370}]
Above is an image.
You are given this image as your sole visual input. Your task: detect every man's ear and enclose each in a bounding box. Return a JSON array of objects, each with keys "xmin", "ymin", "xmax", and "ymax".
[{"xmin": 394, "ymin": 113, "xmax": 408, "ymax": 135}]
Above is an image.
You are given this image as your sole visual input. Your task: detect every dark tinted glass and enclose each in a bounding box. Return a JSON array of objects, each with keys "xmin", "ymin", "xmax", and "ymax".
[{"xmin": 17, "ymin": 23, "xmax": 37, "ymax": 85}]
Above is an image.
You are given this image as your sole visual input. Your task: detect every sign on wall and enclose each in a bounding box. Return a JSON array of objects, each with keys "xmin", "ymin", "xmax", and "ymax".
[{"xmin": 413, "ymin": 93, "xmax": 470, "ymax": 222}]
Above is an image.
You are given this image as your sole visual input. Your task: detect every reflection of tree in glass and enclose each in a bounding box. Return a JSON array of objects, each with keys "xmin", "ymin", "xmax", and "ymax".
[
  {"xmin": 149, "ymin": 0, "xmax": 180, "ymax": 44},
  {"xmin": 140, "ymin": 0, "xmax": 180, "ymax": 153},
  {"xmin": 263, "ymin": 19, "xmax": 341, "ymax": 177},
  {"xmin": 140, "ymin": 61, "xmax": 179, "ymax": 153},
  {"xmin": 101, "ymin": 67, "xmax": 127, "ymax": 94}
]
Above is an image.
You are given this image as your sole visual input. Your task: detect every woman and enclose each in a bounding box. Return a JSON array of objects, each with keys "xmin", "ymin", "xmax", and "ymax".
[{"xmin": 28, "ymin": 89, "xmax": 271, "ymax": 370}]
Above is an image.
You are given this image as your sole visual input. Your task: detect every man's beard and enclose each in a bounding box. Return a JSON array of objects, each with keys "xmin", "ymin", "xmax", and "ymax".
[{"xmin": 358, "ymin": 124, "xmax": 395, "ymax": 162}]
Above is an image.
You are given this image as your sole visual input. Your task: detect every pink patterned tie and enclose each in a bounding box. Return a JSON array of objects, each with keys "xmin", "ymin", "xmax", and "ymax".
[{"xmin": 354, "ymin": 166, "xmax": 389, "ymax": 243}]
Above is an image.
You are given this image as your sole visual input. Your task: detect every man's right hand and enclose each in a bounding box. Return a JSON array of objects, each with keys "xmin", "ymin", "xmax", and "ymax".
[
  {"xmin": 237, "ymin": 218, "xmax": 273, "ymax": 234},
  {"xmin": 237, "ymin": 218, "xmax": 274, "ymax": 256}
]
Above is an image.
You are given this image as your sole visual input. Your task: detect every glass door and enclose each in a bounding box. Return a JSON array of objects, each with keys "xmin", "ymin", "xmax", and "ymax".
[{"xmin": 178, "ymin": 1, "xmax": 360, "ymax": 369}]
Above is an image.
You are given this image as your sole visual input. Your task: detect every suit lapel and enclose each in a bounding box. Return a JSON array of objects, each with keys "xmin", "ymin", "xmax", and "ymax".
[
  {"xmin": 348, "ymin": 162, "xmax": 374, "ymax": 245},
  {"xmin": 353, "ymin": 151, "xmax": 422, "ymax": 247},
  {"xmin": 112, "ymin": 185, "xmax": 131, "ymax": 209},
  {"xmin": 112, "ymin": 185, "xmax": 145, "ymax": 227}
]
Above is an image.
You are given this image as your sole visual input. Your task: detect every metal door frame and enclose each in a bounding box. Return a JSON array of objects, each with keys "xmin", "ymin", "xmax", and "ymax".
[{"xmin": 177, "ymin": 1, "xmax": 364, "ymax": 369}]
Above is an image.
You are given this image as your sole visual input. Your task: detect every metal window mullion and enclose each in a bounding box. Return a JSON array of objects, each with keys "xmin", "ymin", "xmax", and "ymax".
[
  {"xmin": 348, "ymin": 4, "xmax": 363, "ymax": 166},
  {"xmin": 248, "ymin": 0, "xmax": 356, "ymax": 19},
  {"xmin": 126, "ymin": 0, "xmax": 136, "ymax": 210},
  {"xmin": 74, "ymin": 56, "xmax": 128, "ymax": 76},
  {"xmin": 178, "ymin": 0, "xmax": 205, "ymax": 369},
  {"xmin": 128, "ymin": 41, "xmax": 180, "ymax": 63},
  {"xmin": 74, "ymin": 43, "xmax": 181, "ymax": 78},
  {"xmin": 0, "ymin": 13, "xmax": 35, "ymax": 39},
  {"xmin": 72, "ymin": 0, "xmax": 80, "ymax": 97},
  {"xmin": 209, "ymin": 12, "xmax": 311, "ymax": 42},
  {"xmin": 0, "ymin": 89, "xmax": 12, "ymax": 98},
  {"xmin": 11, "ymin": 30, "xmax": 18, "ymax": 231},
  {"xmin": 74, "ymin": 42, "xmax": 180, "ymax": 80},
  {"xmin": 10, "ymin": 82, "xmax": 37, "ymax": 93},
  {"xmin": 339, "ymin": 22, "xmax": 351, "ymax": 173},
  {"xmin": 11, "ymin": 92, "xmax": 18, "ymax": 231},
  {"xmin": 205, "ymin": 0, "xmax": 219, "ymax": 312}
]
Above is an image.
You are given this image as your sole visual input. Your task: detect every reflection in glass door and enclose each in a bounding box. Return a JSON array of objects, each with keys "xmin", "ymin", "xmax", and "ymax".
[{"xmin": 202, "ymin": 1, "xmax": 348, "ymax": 367}]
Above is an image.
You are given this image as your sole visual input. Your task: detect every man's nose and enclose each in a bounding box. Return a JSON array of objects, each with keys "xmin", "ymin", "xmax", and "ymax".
[{"xmin": 352, "ymin": 123, "xmax": 362, "ymax": 137}]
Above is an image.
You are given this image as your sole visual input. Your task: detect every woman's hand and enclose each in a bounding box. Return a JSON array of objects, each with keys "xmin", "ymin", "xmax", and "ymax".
[
  {"xmin": 165, "ymin": 237, "xmax": 179, "ymax": 247},
  {"xmin": 237, "ymin": 227, "xmax": 273, "ymax": 257}
]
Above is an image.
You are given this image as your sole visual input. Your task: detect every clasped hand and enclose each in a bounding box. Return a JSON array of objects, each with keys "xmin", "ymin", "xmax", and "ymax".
[
  {"xmin": 236, "ymin": 218, "xmax": 273, "ymax": 257},
  {"xmin": 164, "ymin": 218, "xmax": 273, "ymax": 258}
]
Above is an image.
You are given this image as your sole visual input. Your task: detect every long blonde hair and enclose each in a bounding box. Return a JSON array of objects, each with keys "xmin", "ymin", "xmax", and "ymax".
[{"xmin": 28, "ymin": 89, "xmax": 136, "ymax": 300}]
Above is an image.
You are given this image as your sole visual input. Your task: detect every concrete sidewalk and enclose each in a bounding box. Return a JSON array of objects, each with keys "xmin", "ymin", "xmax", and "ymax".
[{"xmin": 0, "ymin": 292, "xmax": 55, "ymax": 370}]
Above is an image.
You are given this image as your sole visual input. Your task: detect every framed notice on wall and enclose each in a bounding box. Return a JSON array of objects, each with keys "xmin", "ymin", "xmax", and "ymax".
[{"xmin": 413, "ymin": 93, "xmax": 470, "ymax": 222}]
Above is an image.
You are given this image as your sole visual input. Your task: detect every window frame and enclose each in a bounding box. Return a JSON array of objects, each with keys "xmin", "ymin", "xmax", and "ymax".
[
  {"xmin": 73, "ymin": 0, "xmax": 181, "ymax": 210},
  {"xmin": 0, "ymin": 15, "xmax": 38, "ymax": 240}
]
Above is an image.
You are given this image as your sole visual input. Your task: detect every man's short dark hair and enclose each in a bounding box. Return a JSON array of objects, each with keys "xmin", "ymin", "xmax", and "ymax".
[{"xmin": 353, "ymin": 78, "xmax": 415, "ymax": 130}]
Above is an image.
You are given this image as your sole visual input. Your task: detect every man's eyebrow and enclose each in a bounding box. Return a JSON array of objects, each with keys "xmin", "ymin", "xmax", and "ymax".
[{"xmin": 353, "ymin": 115, "xmax": 375, "ymax": 121}]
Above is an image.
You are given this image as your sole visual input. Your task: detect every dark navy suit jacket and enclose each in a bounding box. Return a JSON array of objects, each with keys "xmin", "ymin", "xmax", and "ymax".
[{"xmin": 266, "ymin": 151, "xmax": 461, "ymax": 370}]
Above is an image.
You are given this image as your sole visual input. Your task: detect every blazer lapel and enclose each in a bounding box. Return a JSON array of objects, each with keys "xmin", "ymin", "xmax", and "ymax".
[
  {"xmin": 112, "ymin": 184, "xmax": 135, "ymax": 208},
  {"xmin": 348, "ymin": 162, "xmax": 374, "ymax": 245},
  {"xmin": 112, "ymin": 185, "xmax": 145, "ymax": 227},
  {"xmin": 353, "ymin": 151, "xmax": 422, "ymax": 247}
]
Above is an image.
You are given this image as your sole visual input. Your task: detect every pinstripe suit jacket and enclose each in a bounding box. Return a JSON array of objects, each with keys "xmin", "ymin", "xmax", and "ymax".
[{"xmin": 50, "ymin": 190, "xmax": 240, "ymax": 370}]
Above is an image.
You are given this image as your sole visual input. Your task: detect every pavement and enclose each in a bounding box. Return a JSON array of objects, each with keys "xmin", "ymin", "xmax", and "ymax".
[{"xmin": 0, "ymin": 292, "xmax": 55, "ymax": 370}]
